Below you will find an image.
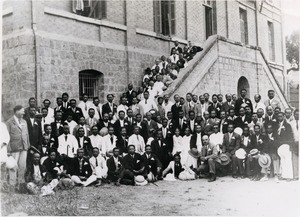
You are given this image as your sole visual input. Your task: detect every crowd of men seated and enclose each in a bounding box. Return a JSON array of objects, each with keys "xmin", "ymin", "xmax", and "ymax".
[{"xmin": 1, "ymin": 41, "xmax": 298, "ymax": 197}]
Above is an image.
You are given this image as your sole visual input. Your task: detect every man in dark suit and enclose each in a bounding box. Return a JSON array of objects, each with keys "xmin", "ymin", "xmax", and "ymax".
[
  {"xmin": 133, "ymin": 114, "xmax": 148, "ymax": 142},
  {"xmin": 26, "ymin": 107, "xmax": 42, "ymax": 152},
  {"xmin": 265, "ymin": 124, "xmax": 280, "ymax": 179},
  {"xmin": 54, "ymin": 97, "xmax": 67, "ymax": 121},
  {"xmin": 107, "ymin": 147, "xmax": 123, "ymax": 183},
  {"xmin": 221, "ymin": 123, "xmax": 243, "ymax": 178},
  {"xmin": 219, "ymin": 111, "xmax": 230, "ymax": 134},
  {"xmin": 221, "ymin": 94, "xmax": 235, "ymax": 114},
  {"xmin": 208, "ymin": 94, "xmax": 222, "ymax": 118},
  {"xmin": 66, "ymin": 99, "xmax": 84, "ymax": 124},
  {"xmin": 171, "ymin": 94, "xmax": 183, "ymax": 121},
  {"xmin": 113, "ymin": 111, "xmax": 130, "ymax": 138},
  {"xmin": 24, "ymin": 97, "xmax": 40, "ymax": 120},
  {"xmin": 76, "ymin": 127, "xmax": 93, "ymax": 157},
  {"xmin": 116, "ymin": 127, "xmax": 128, "ymax": 156},
  {"xmin": 170, "ymin": 40, "xmax": 183, "ymax": 55},
  {"xmin": 125, "ymin": 83, "xmax": 137, "ymax": 107},
  {"xmin": 115, "ymin": 145, "xmax": 146, "ymax": 186},
  {"xmin": 186, "ymin": 110, "xmax": 198, "ymax": 134},
  {"xmin": 160, "ymin": 118, "xmax": 173, "ymax": 150},
  {"xmin": 97, "ymin": 113, "xmax": 113, "ymax": 131},
  {"xmin": 142, "ymin": 145, "xmax": 162, "ymax": 180},
  {"xmin": 144, "ymin": 112, "xmax": 159, "ymax": 140},
  {"xmin": 50, "ymin": 110, "xmax": 64, "ymax": 138},
  {"xmin": 125, "ymin": 108, "xmax": 135, "ymax": 136},
  {"xmin": 174, "ymin": 110, "xmax": 187, "ymax": 136},
  {"xmin": 276, "ymin": 112, "xmax": 293, "ymax": 145},
  {"xmin": 61, "ymin": 92, "xmax": 70, "ymax": 110},
  {"xmin": 190, "ymin": 125, "xmax": 203, "ymax": 150},
  {"xmin": 234, "ymin": 107, "xmax": 252, "ymax": 129},
  {"xmin": 102, "ymin": 94, "xmax": 117, "ymax": 117},
  {"xmin": 151, "ymin": 130, "xmax": 171, "ymax": 170},
  {"xmin": 264, "ymin": 106, "xmax": 277, "ymax": 129},
  {"xmin": 235, "ymin": 89, "xmax": 253, "ymax": 115},
  {"xmin": 66, "ymin": 148, "xmax": 96, "ymax": 186}
]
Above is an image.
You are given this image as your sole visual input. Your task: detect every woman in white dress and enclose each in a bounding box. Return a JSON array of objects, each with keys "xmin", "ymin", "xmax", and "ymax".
[
  {"xmin": 172, "ymin": 128, "xmax": 183, "ymax": 155},
  {"xmin": 181, "ymin": 128, "xmax": 192, "ymax": 164}
]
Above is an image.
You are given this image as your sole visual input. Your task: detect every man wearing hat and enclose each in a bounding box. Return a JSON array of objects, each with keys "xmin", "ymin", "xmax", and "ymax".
[
  {"xmin": 115, "ymin": 145, "xmax": 146, "ymax": 186},
  {"xmin": 6, "ymin": 105, "xmax": 31, "ymax": 189},
  {"xmin": 198, "ymin": 135, "xmax": 220, "ymax": 182},
  {"xmin": 142, "ymin": 145, "xmax": 162, "ymax": 182},
  {"xmin": 221, "ymin": 123, "xmax": 243, "ymax": 178}
]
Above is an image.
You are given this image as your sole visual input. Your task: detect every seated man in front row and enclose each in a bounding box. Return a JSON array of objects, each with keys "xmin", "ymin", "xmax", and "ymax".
[
  {"xmin": 107, "ymin": 147, "xmax": 123, "ymax": 184},
  {"xmin": 142, "ymin": 145, "xmax": 162, "ymax": 182},
  {"xmin": 25, "ymin": 152, "xmax": 59, "ymax": 196},
  {"xmin": 66, "ymin": 149, "xmax": 97, "ymax": 187},
  {"xmin": 197, "ymin": 135, "xmax": 220, "ymax": 182},
  {"xmin": 115, "ymin": 145, "xmax": 146, "ymax": 186},
  {"xmin": 89, "ymin": 147, "xmax": 108, "ymax": 186}
]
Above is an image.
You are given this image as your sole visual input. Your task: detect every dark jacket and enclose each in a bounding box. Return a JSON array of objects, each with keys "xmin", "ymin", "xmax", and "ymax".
[
  {"xmin": 102, "ymin": 102, "xmax": 117, "ymax": 116},
  {"xmin": 122, "ymin": 153, "xmax": 145, "ymax": 172},
  {"xmin": 66, "ymin": 107, "xmax": 84, "ymax": 123},
  {"xmin": 43, "ymin": 157, "xmax": 63, "ymax": 180},
  {"xmin": 76, "ymin": 136, "xmax": 93, "ymax": 157},
  {"xmin": 25, "ymin": 163, "xmax": 49, "ymax": 184},
  {"xmin": 26, "ymin": 118, "xmax": 42, "ymax": 149},
  {"xmin": 222, "ymin": 132, "xmax": 241, "ymax": 155},
  {"xmin": 113, "ymin": 120, "xmax": 130, "ymax": 137},
  {"xmin": 235, "ymin": 98, "xmax": 253, "ymax": 115},
  {"xmin": 67, "ymin": 157, "xmax": 92, "ymax": 178},
  {"xmin": 142, "ymin": 153, "xmax": 162, "ymax": 175}
]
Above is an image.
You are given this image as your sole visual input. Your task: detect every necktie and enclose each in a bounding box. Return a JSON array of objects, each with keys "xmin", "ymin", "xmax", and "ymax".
[
  {"xmin": 65, "ymin": 135, "xmax": 68, "ymax": 141},
  {"xmin": 255, "ymin": 103, "xmax": 258, "ymax": 109},
  {"xmin": 85, "ymin": 103, "xmax": 87, "ymax": 111},
  {"xmin": 136, "ymin": 135, "xmax": 139, "ymax": 141},
  {"xmin": 296, "ymin": 121, "xmax": 299, "ymax": 130},
  {"xmin": 95, "ymin": 158, "xmax": 98, "ymax": 167},
  {"xmin": 110, "ymin": 136, "xmax": 113, "ymax": 144},
  {"xmin": 145, "ymin": 100, "xmax": 147, "ymax": 104},
  {"xmin": 18, "ymin": 118, "xmax": 22, "ymax": 125}
]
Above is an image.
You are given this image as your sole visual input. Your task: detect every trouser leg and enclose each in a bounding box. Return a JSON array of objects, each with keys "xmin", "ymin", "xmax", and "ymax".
[
  {"xmin": 231, "ymin": 155, "xmax": 238, "ymax": 175},
  {"xmin": 291, "ymin": 150, "xmax": 299, "ymax": 179},
  {"xmin": 271, "ymin": 154, "xmax": 280, "ymax": 175},
  {"xmin": 83, "ymin": 175, "xmax": 97, "ymax": 187},
  {"xmin": 208, "ymin": 158, "xmax": 216, "ymax": 174},
  {"xmin": 18, "ymin": 150, "xmax": 27, "ymax": 184},
  {"xmin": 71, "ymin": 175, "xmax": 83, "ymax": 184}
]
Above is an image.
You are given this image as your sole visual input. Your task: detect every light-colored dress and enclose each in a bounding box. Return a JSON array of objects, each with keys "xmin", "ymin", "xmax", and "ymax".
[
  {"xmin": 172, "ymin": 135, "xmax": 183, "ymax": 155},
  {"xmin": 181, "ymin": 135, "xmax": 191, "ymax": 164}
]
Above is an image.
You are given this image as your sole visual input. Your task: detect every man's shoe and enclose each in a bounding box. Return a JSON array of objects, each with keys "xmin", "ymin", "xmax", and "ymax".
[
  {"xmin": 241, "ymin": 175, "xmax": 246, "ymax": 179},
  {"xmin": 95, "ymin": 180, "xmax": 102, "ymax": 187},
  {"xmin": 274, "ymin": 175, "xmax": 280, "ymax": 183},
  {"xmin": 232, "ymin": 175, "xmax": 238, "ymax": 179},
  {"xmin": 208, "ymin": 174, "xmax": 216, "ymax": 182}
]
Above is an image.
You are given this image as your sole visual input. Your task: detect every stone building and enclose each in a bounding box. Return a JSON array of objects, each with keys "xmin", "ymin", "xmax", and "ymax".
[{"xmin": 2, "ymin": 0, "xmax": 290, "ymax": 119}]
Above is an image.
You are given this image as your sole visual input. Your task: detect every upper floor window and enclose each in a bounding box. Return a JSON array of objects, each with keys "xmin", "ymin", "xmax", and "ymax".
[
  {"xmin": 204, "ymin": 4, "xmax": 213, "ymax": 39},
  {"xmin": 154, "ymin": 0, "xmax": 176, "ymax": 36},
  {"xmin": 268, "ymin": 21, "xmax": 275, "ymax": 61},
  {"xmin": 72, "ymin": 0, "xmax": 107, "ymax": 19},
  {"xmin": 239, "ymin": 8, "xmax": 248, "ymax": 45}
]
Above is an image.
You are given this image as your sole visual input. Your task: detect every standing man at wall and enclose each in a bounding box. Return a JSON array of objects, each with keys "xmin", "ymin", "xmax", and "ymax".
[{"xmin": 6, "ymin": 105, "xmax": 31, "ymax": 189}]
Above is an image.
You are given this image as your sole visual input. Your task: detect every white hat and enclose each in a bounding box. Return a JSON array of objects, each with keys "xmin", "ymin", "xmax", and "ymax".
[
  {"xmin": 235, "ymin": 148, "xmax": 247, "ymax": 160},
  {"xmin": 277, "ymin": 144, "xmax": 291, "ymax": 158},
  {"xmin": 147, "ymin": 172, "xmax": 156, "ymax": 182},
  {"xmin": 135, "ymin": 175, "xmax": 148, "ymax": 186},
  {"xmin": 234, "ymin": 127, "xmax": 243, "ymax": 136},
  {"xmin": 258, "ymin": 154, "xmax": 272, "ymax": 168},
  {"xmin": 6, "ymin": 156, "xmax": 18, "ymax": 169}
]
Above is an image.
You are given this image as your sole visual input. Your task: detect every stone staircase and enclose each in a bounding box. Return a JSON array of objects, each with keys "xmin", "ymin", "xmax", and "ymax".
[{"xmin": 164, "ymin": 35, "xmax": 290, "ymax": 109}]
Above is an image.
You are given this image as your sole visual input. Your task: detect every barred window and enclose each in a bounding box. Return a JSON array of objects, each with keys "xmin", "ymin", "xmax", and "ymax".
[
  {"xmin": 79, "ymin": 70, "xmax": 103, "ymax": 100},
  {"xmin": 154, "ymin": 0, "xmax": 175, "ymax": 36},
  {"xmin": 204, "ymin": 5, "xmax": 213, "ymax": 39}
]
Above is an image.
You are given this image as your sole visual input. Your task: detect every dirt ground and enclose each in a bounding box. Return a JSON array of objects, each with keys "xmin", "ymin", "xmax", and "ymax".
[{"xmin": 1, "ymin": 177, "xmax": 299, "ymax": 216}]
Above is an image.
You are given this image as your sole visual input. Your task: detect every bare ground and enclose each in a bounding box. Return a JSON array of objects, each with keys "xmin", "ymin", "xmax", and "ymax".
[{"xmin": 1, "ymin": 177, "xmax": 299, "ymax": 216}]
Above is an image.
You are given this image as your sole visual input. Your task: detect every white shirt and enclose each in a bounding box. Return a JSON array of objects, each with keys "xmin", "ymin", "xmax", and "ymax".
[
  {"xmin": 57, "ymin": 134, "xmax": 79, "ymax": 157},
  {"xmin": 41, "ymin": 116, "xmax": 54, "ymax": 127},
  {"xmin": 190, "ymin": 120, "xmax": 195, "ymax": 132},
  {"xmin": 78, "ymin": 101, "xmax": 93, "ymax": 119},
  {"xmin": 66, "ymin": 120, "xmax": 77, "ymax": 136},
  {"xmin": 29, "ymin": 118, "xmax": 35, "ymax": 126},
  {"xmin": 46, "ymin": 107, "xmax": 55, "ymax": 120},
  {"xmin": 138, "ymin": 99, "xmax": 158, "ymax": 117},
  {"xmin": 128, "ymin": 134, "xmax": 145, "ymax": 154},
  {"xmin": 153, "ymin": 81, "xmax": 165, "ymax": 97},
  {"xmin": 169, "ymin": 54, "xmax": 179, "ymax": 64},
  {"xmin": 252, "ymin": 101, "xmax": 265, "ymax": 113},
  {"xmin": 101, "ymin": 134, "xmax": 117, "ymax": 155},
  {"xmin": 209, "ymin": 132, "xmax": 223, "ymax": 152},
  {"xmin": 172, "ymin": 135, "xmax": 183, "ymax": 155},
  {"xmin": 89, "ymin": 134, "xmax": 103, "ymax": 149},
  {"xmin": 196, "ymin": 133, "xmax": 203, "ymax": 150},
  {"xmin": 90, "ymin": 104, "xmax": 103, "ymax": 120},
  {"xmin": 162, "ymin": 101, "xmax": 174, "ymax": 117},
  {"xmin": 243, "ymin": 136, "xmax": 250, "ymax": 147},
  {"xmin": 89, "ymin": 155, "xmax": 108, "ymax": 176}
]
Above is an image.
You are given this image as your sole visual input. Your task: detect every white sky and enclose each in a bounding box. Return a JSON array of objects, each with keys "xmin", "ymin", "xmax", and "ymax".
[{"xmin": 282, "ymin": 0, "xmax": 300, "ymax": 36}]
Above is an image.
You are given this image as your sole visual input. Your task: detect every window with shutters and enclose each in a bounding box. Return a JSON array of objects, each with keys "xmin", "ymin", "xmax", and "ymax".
[
  {"xmin": 72, "ymin": 0, "xmax": 107, "ymax": 19},
  {"xmin": 79, "ymin": 70, "xmax": 103, "ymax": 100},
  {"xmin": 154, "ymin": 0, "xmax": 175, "ymax": 36},
  {"xmin": 239, "ymin": 8, "xmax": 248, "ymax": 45},
  {"xmin": 268, "ymin": 21, "xmax": 275, "ymax": 61}
]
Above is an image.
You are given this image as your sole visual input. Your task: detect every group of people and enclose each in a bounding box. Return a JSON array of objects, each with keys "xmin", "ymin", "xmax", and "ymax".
[{"xmin": 1, "ymin": 42, "xmax": 298, "ymax": 197}]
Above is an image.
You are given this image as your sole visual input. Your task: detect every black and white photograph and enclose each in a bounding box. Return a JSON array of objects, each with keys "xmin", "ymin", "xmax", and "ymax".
[{"xmin": 0, "ymin": 0, "xmax": 299, "ymax": 216}]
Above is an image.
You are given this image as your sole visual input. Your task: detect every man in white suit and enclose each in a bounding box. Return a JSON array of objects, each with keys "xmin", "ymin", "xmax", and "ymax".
[{"xmin": 57, "ymin": 123, "xmax": 78, "ymax": 158}]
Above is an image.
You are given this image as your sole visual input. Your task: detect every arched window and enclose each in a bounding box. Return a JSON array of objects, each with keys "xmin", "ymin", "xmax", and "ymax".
[
  {"xmin": 237, "ymin": 76, "xmax": 250, "ymax": 98},
  {"xmin": 79, "ymin": 70, "xmax": 103, "ymax": 100}
]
